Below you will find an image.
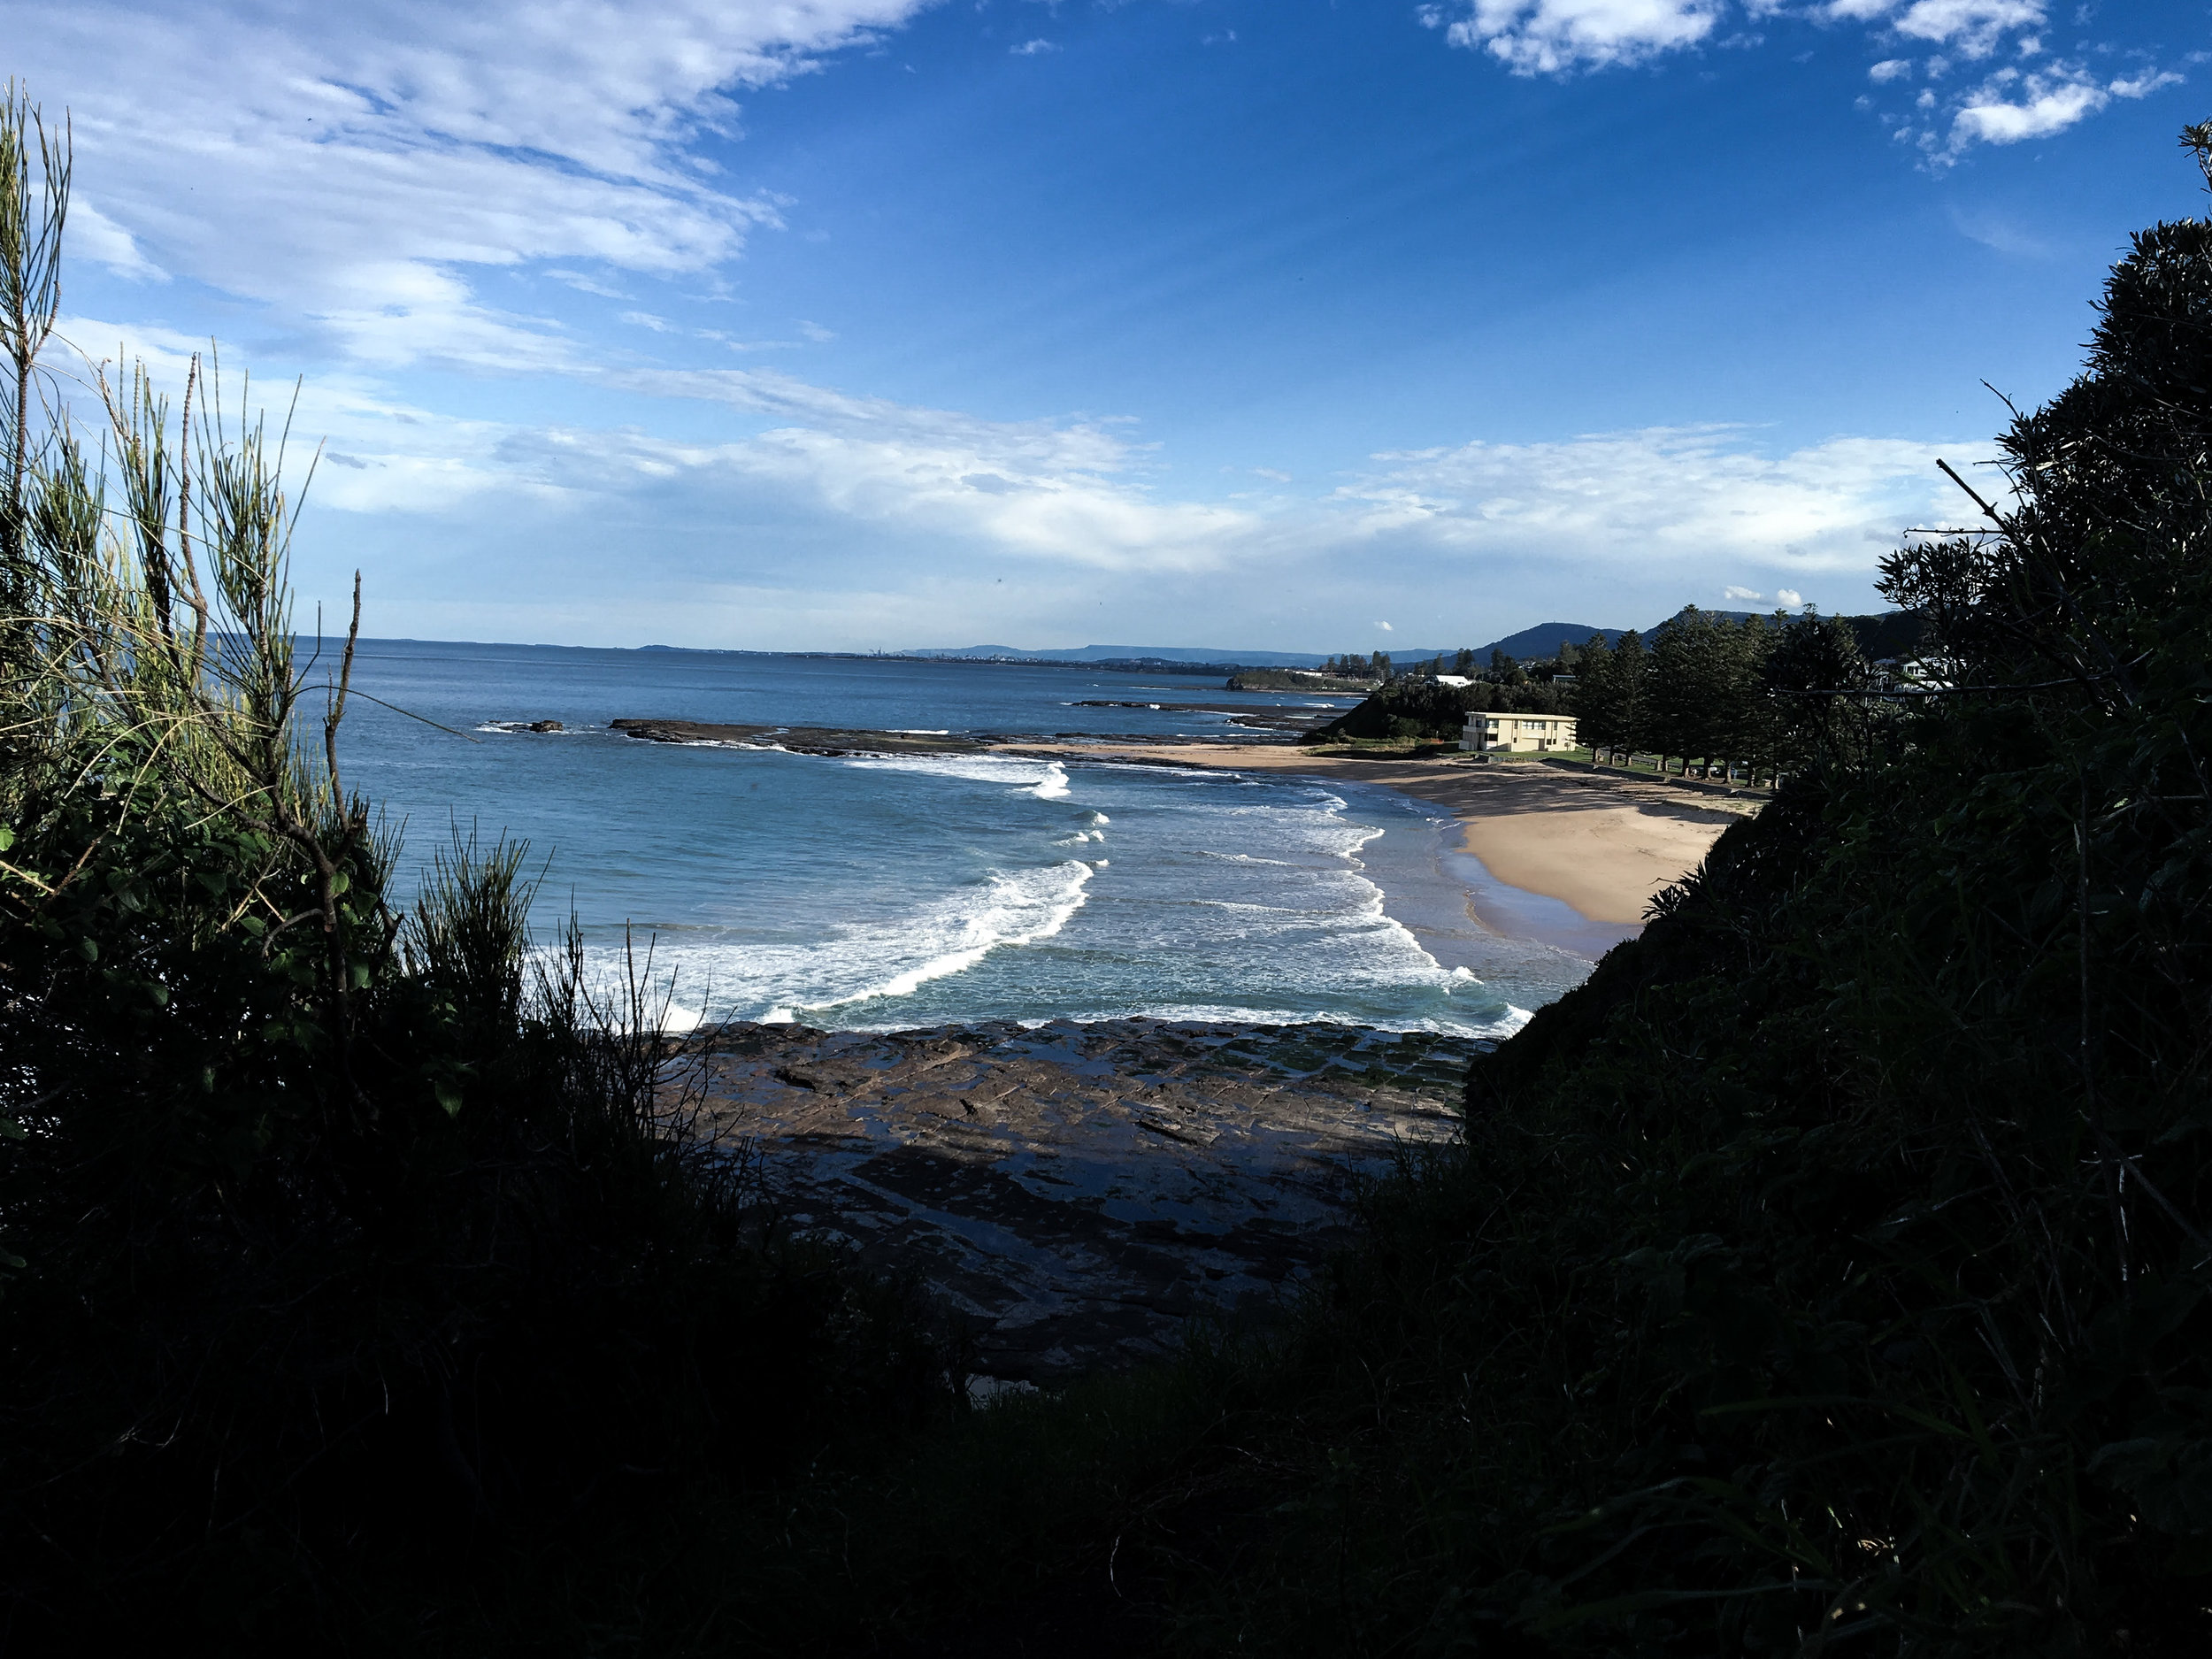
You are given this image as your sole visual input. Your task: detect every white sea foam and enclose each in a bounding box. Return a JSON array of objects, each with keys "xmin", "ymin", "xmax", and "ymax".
[
  {"xmin": 687, "ymin": 860, "xmax": 1093, "ymax": 1025},
  {"xmin": 1087, "ymin": 1002, "xmax": 1524, "ymax": 1041},
  {"xmin": 800, "ymin": 860, "xmax": 1094, "ymax": 1012},
  {"xmin": 565, "ymin": 737, "xmax": 1579, "ymax": 1040},
  {"xmin": 476, "ymin": 721, "xmax": 588, "ymax": 736},
  {"xmin": 842, "ymin": 753, "xmax": 1075, "ymax": 797}
]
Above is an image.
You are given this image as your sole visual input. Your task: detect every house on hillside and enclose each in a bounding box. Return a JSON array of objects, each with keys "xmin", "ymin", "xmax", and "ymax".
[{"xmin": 1463, "ymin": 711, "xmax": 1578, "ymax": 754}]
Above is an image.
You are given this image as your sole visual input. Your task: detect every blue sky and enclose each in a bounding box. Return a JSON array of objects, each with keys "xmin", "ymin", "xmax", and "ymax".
[{"xmin": 17, "ymin": 0, "xmax": 2208, "ymax": 652}]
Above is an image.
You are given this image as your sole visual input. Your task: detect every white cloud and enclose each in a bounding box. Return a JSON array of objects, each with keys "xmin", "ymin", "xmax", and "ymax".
[
  {"xmin": 1442, "ymin": 0, "xmax": 2053, "ymax": 68},
  {"xmin": 1333, "ymin": 426, "xmax": 1959, "ymax": 573},
  {"xmin": 1422, "ymin": 0, "xmax": 2170, "ymax": 159},
  {"xmin": 1377, "ymin": 620, "xmax": 1395, "ymax": 631},
  {"xmin": 1888, "ymin": 1, "xmax": 2043, "ymax": 58},
  {"xmin": 545, "ymin": 269, "xmax": 631, "ymax": 299},
  {"xmin": 92, "ymin": 319, "xmax": 1957, "ymax": 605},
  {"xmin": 1010, "ymin": 39, "xmax": 1060, "ymax": 56},
  {"xmin": 1420, "ymin": 1, "xmax": 1726, "ymax": 76},
  {"xmin": 99, "ymin": 333, "xmax": 1951, "ymax": 643},
  {"xmin": 502, "ymin": 399, "xmax": 1964, "ymax": 588},
  {"xmin": 67, "ymin": 199, "xmax": 166, "ymax": 280},
  {"xmin": 1947, "ymin": 63, "xmax": 2177, "ymax": 150},
  {"xmin": 54, "ymin": 312, "xmax": 554, "ymax": 518},
  {"xmin": 1951, "ymin": 74, "xmax": 2101, "ymax": 142},
  {"xmin": 1723, "ymin": 583, "xmax": 1811, "ymax": 611},
  {"xmin": 19, "ymin": 1, "xmax": 933, "ymax": 367}
]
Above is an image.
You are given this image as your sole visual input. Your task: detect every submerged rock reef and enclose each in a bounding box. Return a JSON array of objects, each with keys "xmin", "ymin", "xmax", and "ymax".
[{"xmin": 696, "ymin": 1018, "xmax": 1475, "ymax": 1383}]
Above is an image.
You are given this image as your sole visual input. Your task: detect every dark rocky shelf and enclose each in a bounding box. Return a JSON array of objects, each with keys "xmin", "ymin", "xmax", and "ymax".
[
  {"xmin": 608, "ymin": 715, "xmax": 1313, "ymax": 753},
  {"xmin": 691, "ymin": 1018, "xmax": 1479, "ymax": 1385},
  {"xmin": 610, "ymin": 718, "xmax": 989, "ymax": 756}
]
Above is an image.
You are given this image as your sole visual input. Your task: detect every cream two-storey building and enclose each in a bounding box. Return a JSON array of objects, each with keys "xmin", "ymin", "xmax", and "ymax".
[{"xmin": 1463, "ymin": 711, "xmax": 1578, "ymax": 753}]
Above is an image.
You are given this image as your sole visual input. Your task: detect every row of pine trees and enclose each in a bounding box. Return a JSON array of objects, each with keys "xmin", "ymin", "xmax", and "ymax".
[{"xmin": 1572, "ymin": 607, "xmax": 1874, "ymax": 783}]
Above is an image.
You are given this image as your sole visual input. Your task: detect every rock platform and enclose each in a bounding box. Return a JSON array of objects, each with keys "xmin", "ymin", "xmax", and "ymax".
[{"xmin": 693, "ymin": 1018, "xmax": 1477, "ymax": 1383}]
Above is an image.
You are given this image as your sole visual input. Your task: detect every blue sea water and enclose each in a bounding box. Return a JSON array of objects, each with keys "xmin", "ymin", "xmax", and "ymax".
[{"xmin": 335, "ymin": 640, "xmax": 1597, "ymax": 1037}]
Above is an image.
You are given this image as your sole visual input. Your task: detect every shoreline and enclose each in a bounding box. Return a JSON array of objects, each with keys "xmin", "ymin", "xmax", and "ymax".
[
  {"xmin": 603, "ymin": 712, "xmax": 1747, "ymax": 974},
  {"xmin": 995, "ymin": 740, "xmax": 1752, "ymax": 957}
]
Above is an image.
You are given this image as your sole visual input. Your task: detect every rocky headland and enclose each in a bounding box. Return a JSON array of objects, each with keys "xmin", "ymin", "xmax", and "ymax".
[
  {"xmin": 607, "ymin": 710, "xmax": 1325, "ymax": 755},
  {"xmin": 608, "ymin": 718, "xmax": 993, "ymax": 756}
]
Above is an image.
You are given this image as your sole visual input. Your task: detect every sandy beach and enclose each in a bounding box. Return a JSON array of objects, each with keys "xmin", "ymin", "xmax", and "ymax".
[{"xmin": 1002, "ymin": 741, "xmax": 1754, "ymax": 945}]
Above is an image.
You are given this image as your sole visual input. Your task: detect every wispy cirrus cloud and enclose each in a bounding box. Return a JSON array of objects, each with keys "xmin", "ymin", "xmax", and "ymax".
[{"xmin": 16, "ymin": 1, "xmax": 933, "ymax": 368}]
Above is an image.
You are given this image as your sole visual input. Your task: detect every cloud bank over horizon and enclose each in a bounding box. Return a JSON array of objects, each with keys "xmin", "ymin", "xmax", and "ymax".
[{"xmin": 69, "ymin": 311, "xmax": 1955, "ymax": 647}]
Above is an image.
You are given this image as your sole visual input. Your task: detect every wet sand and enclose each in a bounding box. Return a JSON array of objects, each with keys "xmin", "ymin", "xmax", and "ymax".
[{"xmin": 1000, "ymin": 741, "xmax": 1753, "ymax": 943}]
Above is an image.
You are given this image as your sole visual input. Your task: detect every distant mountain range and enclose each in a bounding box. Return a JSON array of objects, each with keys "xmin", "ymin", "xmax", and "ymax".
[
  {"xmin": 910, "ymin": 622, "xmax": 1635, "ymax": 669},
  {"xmin": 910, "ymin": 611, "xmax": 1926, "ymax": 670},
  {"xmin": 910, "ymin": 643, "xmax": 1355, "ymax": 667}
]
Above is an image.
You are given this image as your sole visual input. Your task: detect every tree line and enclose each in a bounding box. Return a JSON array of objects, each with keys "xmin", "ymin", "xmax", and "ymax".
[
  {"xmin": 1572, "ymin": 607, "xmax": 1874, "ymax": 783},
  {"xmin": 1320, "ymin": 646, "xmax": 1570, "ymax": 682}
]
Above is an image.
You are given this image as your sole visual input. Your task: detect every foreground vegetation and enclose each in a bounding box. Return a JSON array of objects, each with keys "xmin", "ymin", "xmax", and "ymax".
[
  {"xmin": 1027, "ymin": 127, "xmax": 2212, "ymax": 1653},
  {"xmin": 0, "ymin": 90, "xmax": 952, "ymax": 1647},
  {"xmin": 8, "ymin": 84, "xmax": 2212, "ymax": 1656},
  {"xmin": 1182, "ymin": 128, "xmax": 2212, "ymax": 1651}
]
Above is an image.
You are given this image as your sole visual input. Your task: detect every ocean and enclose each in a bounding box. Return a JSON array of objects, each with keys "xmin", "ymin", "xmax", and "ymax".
[{"xmin": 337, "ymin": 640, "xmax": 1599, "ymax": 1038}]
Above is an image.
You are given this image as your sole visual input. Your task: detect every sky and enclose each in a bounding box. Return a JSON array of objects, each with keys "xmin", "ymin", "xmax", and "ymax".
[{"xmin": 12, "ymin": 0, "xmax": 2209, "ymax": 653}]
